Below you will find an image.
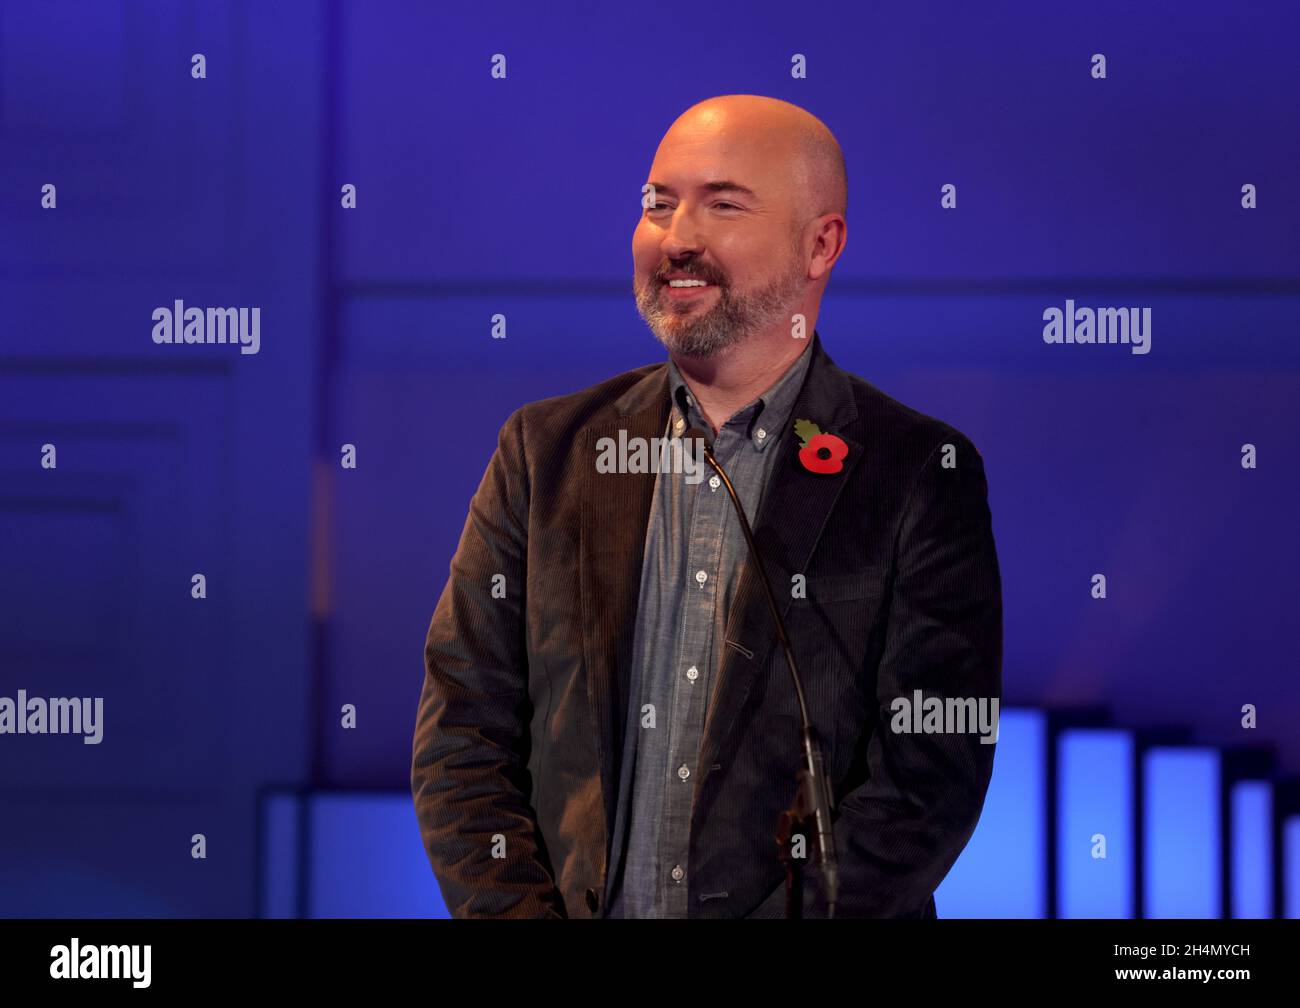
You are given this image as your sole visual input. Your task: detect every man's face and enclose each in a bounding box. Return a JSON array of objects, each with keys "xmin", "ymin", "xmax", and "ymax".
[{"xmin": 632, "ymin": 122, "xmax": 808, "ymax": 359}]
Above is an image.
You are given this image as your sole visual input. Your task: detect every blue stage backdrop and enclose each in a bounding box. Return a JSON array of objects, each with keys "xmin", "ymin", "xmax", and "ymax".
[{"xmin": 2, "ymin": 0, "xmax": 1298, "ymax": 917}]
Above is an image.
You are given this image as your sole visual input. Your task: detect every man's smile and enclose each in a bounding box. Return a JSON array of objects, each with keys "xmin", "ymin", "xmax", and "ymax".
[{"xmin": 662, "ymin": 279, "xmax": 719, "ymax": 301}]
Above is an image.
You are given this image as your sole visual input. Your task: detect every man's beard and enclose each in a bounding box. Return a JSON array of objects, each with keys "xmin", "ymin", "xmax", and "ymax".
[{"xmin": 633, "ymin": 249, "xmax": 806, "ymax": 359}]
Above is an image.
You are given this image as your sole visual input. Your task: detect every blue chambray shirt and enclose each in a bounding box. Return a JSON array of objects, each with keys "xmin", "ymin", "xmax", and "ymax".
[{"xmin": 603, "ymin": 341, "xmax": 814, "ymax": 918}]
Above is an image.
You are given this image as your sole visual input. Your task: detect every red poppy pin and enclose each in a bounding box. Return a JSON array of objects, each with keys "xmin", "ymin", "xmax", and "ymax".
[{"xmin": 794, "ymin": 418, "xmax": 848, "ymax": 474}]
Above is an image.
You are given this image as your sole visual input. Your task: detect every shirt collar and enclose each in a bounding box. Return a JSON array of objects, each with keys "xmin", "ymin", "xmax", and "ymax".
[{"xmin": 666, "ymin": 340, "xmax": 814, "ymax": 453}]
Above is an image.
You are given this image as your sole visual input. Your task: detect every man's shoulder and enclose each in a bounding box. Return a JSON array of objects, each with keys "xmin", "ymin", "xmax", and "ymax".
[
  {"xmin": 507, "ymin": 360, "xmax": 666, "ymax": 437},
  {"xmin": 845, "ymin": 367, "xmax": 980, "ymax": 451}
]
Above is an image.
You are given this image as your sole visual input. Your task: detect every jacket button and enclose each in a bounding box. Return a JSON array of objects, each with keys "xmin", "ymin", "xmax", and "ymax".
[{"xmin": 585, "ymin": 888, "xmax": 600, "ymax": 914}]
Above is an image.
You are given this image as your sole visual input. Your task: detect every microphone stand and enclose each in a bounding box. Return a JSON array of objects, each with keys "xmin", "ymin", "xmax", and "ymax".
[{"xmin": 685, "ymin": 428, "xmax": 839, "ymax": 919}]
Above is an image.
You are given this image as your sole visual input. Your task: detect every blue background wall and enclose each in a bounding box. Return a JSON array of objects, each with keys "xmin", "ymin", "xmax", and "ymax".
[{"xmin": 2, "ymin": 0, "xmax": 1298, "ymax": 917}]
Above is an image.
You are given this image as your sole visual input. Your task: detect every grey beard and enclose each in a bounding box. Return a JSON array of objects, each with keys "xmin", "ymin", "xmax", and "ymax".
[{"xmin": 634, "ymin": 257, "xmax": 806, "ymax": 360}]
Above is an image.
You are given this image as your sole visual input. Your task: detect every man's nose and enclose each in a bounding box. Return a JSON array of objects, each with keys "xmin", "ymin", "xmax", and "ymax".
[{"xmin": 660, "ymin": 205, "xmax": 704, "ymax": 258}]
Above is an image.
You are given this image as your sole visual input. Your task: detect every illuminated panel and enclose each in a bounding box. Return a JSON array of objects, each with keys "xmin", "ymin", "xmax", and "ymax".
[
  {"xmin": 1142, "ymin": 747, "xmax": 1220, "ymax": 918},
  {"xmin": 1229, "ymin": 780, "xmax": 1271, "ymax": 919},
  {"xmin": 1057, "ymin": 729, "xmax": 1134, "ymax": 918},
  {"xmin": 259, "ymin": 791, "xmax": 302, "ymax": 919},
  {"xmin": 935, "ymin": 708, "xmax": 1046, "ymax": 918},
  {"xmin": 308, "ymin": 793, "xmax": 449, "ymax": 918},
  {"xmin": 261, "ymin": 792, "xmax": 448, "ymax": 918},
  {"xmin": 1285, "ymin": 817, "xmax": 1300, "ymax": 920}
]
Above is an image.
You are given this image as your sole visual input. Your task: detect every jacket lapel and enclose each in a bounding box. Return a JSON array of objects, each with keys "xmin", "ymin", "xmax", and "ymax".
[
  {"xmin": 696, "ymin": 333, "xmax": 862, "ymax": 785},
  {"xmin": 580, "ymin": 366, "xmax": 671, "ymax": 841}
]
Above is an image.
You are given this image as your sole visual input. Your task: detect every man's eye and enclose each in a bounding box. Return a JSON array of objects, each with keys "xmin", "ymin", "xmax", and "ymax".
[{"xmin": 645, "ymin": 202, "xmax": 738, "ymax": 212}]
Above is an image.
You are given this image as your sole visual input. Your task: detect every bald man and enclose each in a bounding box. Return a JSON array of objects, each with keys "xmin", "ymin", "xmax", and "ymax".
[{"xmin": 412, "ymin": 95, "xmax": 1002, "ymax": 919}]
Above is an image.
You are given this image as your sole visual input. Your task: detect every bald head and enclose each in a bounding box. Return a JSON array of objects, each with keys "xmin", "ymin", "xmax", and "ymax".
[
  {"xmin": 632, "ymin": 94, "xmax": 849, "ymax": 360},
  {"xmin": 664, "ymin": 95, "xmax": 847, "ymax": 228}
]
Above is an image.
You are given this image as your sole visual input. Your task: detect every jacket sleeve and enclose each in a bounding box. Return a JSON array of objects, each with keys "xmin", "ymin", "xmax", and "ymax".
[
  {"xmin": 411, "ymin": 406, "xmax": 566, "ymax": 918},
  {"xmin": 750, "ymin": 431, "xmax": 1003, "ymax": 918}
]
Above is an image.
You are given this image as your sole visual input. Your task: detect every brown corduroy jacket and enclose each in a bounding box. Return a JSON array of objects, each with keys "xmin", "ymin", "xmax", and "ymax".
[{"xmin": 411, "ymin": 331, "xmax": 1003, "ymax": 918}]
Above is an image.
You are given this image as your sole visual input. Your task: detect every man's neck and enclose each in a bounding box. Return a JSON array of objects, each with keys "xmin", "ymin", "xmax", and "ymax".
[{"xmin": 671, "ymin": 333, "xmax": 812, "ymax": 436}]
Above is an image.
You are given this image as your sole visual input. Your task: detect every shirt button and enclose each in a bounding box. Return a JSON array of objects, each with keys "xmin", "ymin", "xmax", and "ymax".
[
  {"xmin": 708, "ymin": 475, "xmax": 721, "ymax": 489},
  {"xmin": 695, "ymin": 571, "xmax": 707, "ymax": 585},
  {"xmin": 677, "ymin": 764, "xmax": 690, "ymax": 780},
  {"xmin": 686, "ymin": 666, "xmax": 699, "ymax": 682},
  {"xmin": 755, "ymin": 428, "xmax": 767, "ymax": 441},
  {"xmin": 671, "ymin": 865, "xmax": 685, "ymax": 883}
]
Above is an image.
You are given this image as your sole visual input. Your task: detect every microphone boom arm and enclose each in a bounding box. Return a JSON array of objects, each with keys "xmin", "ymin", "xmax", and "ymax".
[{"xmin": 689, "ymin": 430, "xmax": 840, "ymax": 918}]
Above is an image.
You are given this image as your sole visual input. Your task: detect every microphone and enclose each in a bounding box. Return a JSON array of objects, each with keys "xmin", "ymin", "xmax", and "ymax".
[{"xmin": 683, "ymin": 426, "xmax": 839, "ymax": 918}]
